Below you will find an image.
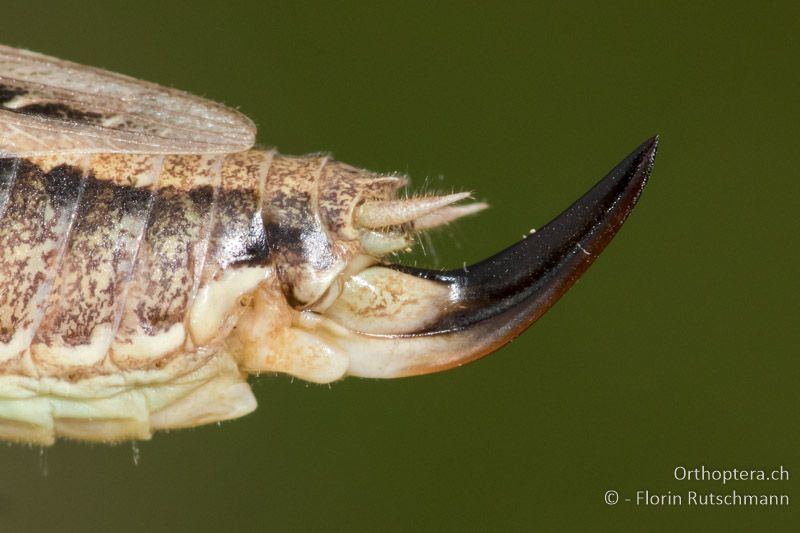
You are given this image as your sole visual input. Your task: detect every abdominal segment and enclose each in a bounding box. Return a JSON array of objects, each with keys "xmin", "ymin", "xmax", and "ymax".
[
  {"xmin": 0, "ymin": 150, "xmax": 274, "ymax": 379},
  {"xmin": 0, "ymin": 155, "xmax": 88, "ymax": 371}
]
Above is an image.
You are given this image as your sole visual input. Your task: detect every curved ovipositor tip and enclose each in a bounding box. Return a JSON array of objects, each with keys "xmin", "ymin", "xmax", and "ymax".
[{"xmin": 338, "ymin": 137, "xmax": 658, "ymax": 378}]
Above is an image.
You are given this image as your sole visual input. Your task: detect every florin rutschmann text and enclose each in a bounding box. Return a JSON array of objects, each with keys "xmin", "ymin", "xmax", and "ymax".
[{"xmin": 603, "ymin": 466, "xmax": 790, "ymax": 507}]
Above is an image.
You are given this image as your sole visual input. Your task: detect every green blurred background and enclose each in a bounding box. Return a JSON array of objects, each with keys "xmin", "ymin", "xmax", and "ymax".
[{"xmin": 1, "ymin": 1, "xmax": 797, "ymax": 531}]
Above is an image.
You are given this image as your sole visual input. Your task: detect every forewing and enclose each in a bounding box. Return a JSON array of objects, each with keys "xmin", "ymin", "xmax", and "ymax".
[{"xmin": 0, "ymin": 45, "xmax": 256, "ymax": 156}]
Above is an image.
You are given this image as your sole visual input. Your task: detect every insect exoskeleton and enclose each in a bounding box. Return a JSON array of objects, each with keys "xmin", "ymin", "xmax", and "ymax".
[{"xmin": 0, "ymin": 45, "xmax": 657, "ymax": 445}]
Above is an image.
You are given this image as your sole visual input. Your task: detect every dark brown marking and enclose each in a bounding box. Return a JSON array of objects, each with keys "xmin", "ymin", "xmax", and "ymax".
[
  {"xmin": 0, "ymin": 83, "xmax": 27, "ymax": 104},
  {"xmin": 14, "ymin": 102, "xmax": 104, "ymax": 125},
  {"xmin": 39, "ymin": 164, "xmax": 85, "ymax": 208},
  {"xmin": 206, "ymin": 189, "xmax": 269, "ymax": 268}
]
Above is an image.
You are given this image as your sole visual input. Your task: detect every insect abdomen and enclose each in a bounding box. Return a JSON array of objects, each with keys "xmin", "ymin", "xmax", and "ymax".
[{"xmin": 0, "ymin": 150, "xmax": 273, "ymax": 380}]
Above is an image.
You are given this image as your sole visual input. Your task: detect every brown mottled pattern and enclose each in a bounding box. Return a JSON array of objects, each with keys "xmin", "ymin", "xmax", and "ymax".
[
  {"xmin": 112, "ymin": 155, "xmax": 222, "ymax": 367},
  {"xmin": 157, "ymin": 154, "xmax": 221, "ymax": 190},
  {"xmin": 0, "ymin": 156, "xmax": 87, "ymax": 354},
  {"xmin": 31, "ymin": 156, "xmax": 160, "ymax": 372},
  {"xmin": 318, "ymin": 160, "xmax": 406, "ymax": 239},
  {"xmin": 263, "ymin": 154, "xmax": 323, "ymax": 230},
  {"xmin": 89, "ymin": 153, "xmax": 161, "ymax": 187}
]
